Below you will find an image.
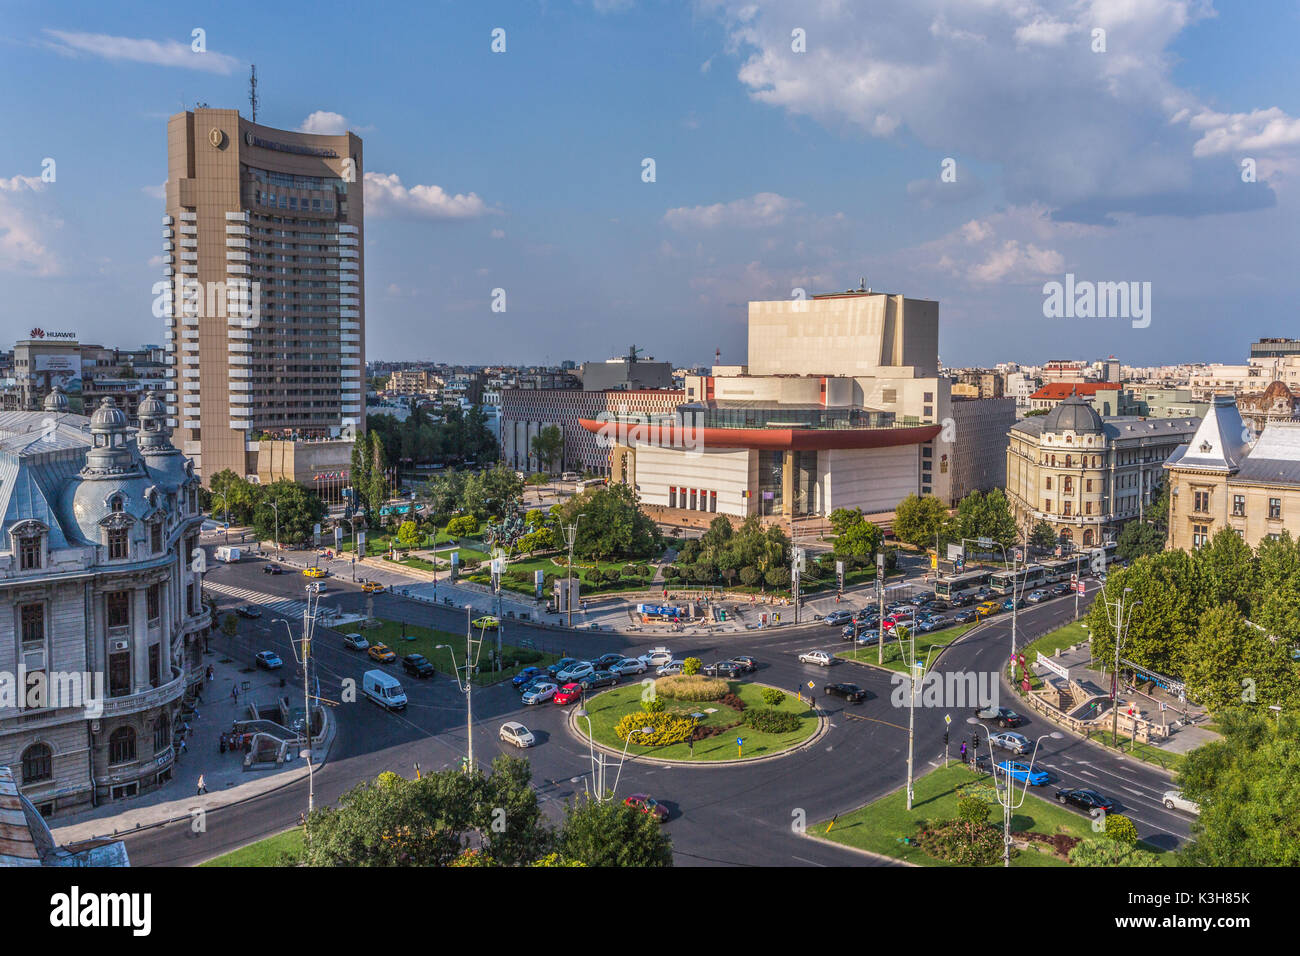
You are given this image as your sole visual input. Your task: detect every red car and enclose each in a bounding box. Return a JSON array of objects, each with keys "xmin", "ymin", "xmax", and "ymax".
[
  {"xmin": 624, "ymin": 794, "xmax": 669, "ymax": 822},
  {"xmin": 553, "ymin": 682, "xmax": 584, "ymax": 705}
]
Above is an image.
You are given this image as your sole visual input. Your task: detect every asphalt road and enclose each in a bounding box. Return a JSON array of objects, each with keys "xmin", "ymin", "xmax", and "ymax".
[{"xmin": 122, "ymin": 552, "xmax": 1193, "ymax": 866}]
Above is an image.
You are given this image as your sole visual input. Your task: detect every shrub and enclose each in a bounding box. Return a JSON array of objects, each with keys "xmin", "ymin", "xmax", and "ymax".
[
  {"xmin": 738, "ymin": 566, "xmax": 760, "ymax": 587},
  {"xmin": 1068, "ymin": 836, "xmax": 1159, "ymax": 867},
  {"xmin": 605, "ymin": 568, "xmax": 622, "ymax": 583},
  {"xmin": 957, "ymin": 795, "xmax": 990, "ymax": 826},
  {"xmin": 916, "ymin": 820, "xmax": 1005, "ymax": 866},
  {"xmin": 759, "ymin": 688, "xmax": 786, "ymax": 707},
  {"xmin": 636, "ymin": 564, "xmax": 651, "ymax": 577},
  {"xmin": 613, "ymin": 711, "xmax": 694, "ymax": 746},
  {"xmin": 445, "ymin": 515, "xmax": 479, "ymax": 537},
  {"xmin": 719, "ymin": 693, "xmax": 746, "ymax": 712},
  {"xmin": 742, "ymin": 707, "xmax": 802, "ymax": 734},
  {"xmin": 655, "ymin": 675, "xmax": 727, "ymax": 701},
  {"xmin": 682, "ymin": 657, "xmax": 702, "ymax": 676},
  {"xmin": 1104, "ymin": 813, "xmax": 1138, "ymax": 846},
  {"xmin": 644, "ymin": 697, "xmax": 666, "ymax": 714}
]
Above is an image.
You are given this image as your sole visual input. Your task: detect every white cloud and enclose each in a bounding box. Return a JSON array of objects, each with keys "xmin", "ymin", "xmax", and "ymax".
[
  {"xmin": 663, "ymin": 192, "xmax": 802, "ymax": 230},
  {"xmin": 298, "ymin": 111, "xmax": 350, "ymax": 135},
  {"xmin": 42, "ymin": 29, "xmax": 241, "ymax": 74},
  {"xmin": 0, "ymin": 175, "xmax": 44, "ymax": 193},
  {"xmin": 142, "ymin": 182, "xmax": 165, "ymax": 200},
  {"xmin": 364, "ymin": 172, "xmax": 492, "ymax": 219},
  {"xmin": 0, "ymin": 175, "xmax": 57, "ymax": 275},
  {"xmin": 490, "ymin": 229, "xmax": 506, "ymax": 239},
  {"xmin": 704, "ymin": 0, "xmax": 1296, "ymax": 221},
  {"xmin": 1182, "ymin": 107, "xmax": 1300, "ymax": 157}
]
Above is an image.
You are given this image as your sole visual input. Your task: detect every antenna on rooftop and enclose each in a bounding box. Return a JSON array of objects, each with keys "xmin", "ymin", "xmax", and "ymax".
[
  {"xmin": 249, "ymin": 64, "xmax": 259, "ymax": 123},
  {"xmin": 858, "ymin": 276, "xmax": 867, "ymax": 292}
]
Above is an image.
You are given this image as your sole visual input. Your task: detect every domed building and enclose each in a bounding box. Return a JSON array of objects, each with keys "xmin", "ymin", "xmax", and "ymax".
[
  {"xmin": 1005, "ymin": 390, "xmax": 1200, "ymax": 549},
  {"xmin": 0, "ymin": 394, "xmax": 207, "ymax": 816}
]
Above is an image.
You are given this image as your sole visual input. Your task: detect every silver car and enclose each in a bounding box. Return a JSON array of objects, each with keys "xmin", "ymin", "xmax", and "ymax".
[
  {"xmin": 989, "ymin": 731, "xmax": 1031, "ymax": 754},
  {"xmin": 611, "ymin": 658, "xmax": 646, "ymax": 676},
  {"xmin": 656, "ymin": 660, "xmax": 686, "ymax": 677}
]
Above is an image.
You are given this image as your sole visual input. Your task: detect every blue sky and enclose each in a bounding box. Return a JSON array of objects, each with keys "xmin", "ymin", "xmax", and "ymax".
[{"xmin": 1, "ymin": 0, "xmax": 1298, "ymax": 369}]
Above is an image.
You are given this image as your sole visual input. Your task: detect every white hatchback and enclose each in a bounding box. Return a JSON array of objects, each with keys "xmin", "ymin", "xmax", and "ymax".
[
  {"xmin": 521, "ymin": 682, "xmax": 557, "ymax": 705},
  {"xmin": 1162, "ymin": 790, "xmax": 1200, "ymax": 815},
  {"xmin": 499, "ymin": 721, "xmax": 536, "ymax": 748}
]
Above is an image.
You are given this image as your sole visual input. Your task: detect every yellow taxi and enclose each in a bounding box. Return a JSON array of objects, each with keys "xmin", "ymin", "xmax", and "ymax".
[
  {"xmin": 361, "ymin": 581, "xmax": 385, "ymax": 593},
  {"xmin": 367, "ymin": 642, "xmax": 397, "ymax": 663},
  {"xmin": 471, "ymin": 616, "xmax": 499, "ymax": 630},
  {"xmin": 303, "ymin": 566, "xmax": 327, "ymax": 578},
  {"xmin": 976, "ymin": 600, "xmax": 1001, "ymax": 617}
]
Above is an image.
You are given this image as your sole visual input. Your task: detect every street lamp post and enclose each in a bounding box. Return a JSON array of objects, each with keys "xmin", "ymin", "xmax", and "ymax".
[
  {"xmin": 275, "ymin": 584, "xmax": 322, "ymax": 820},
  {"xmin": 968, "ymin": 720, "xmax": 1062, "ymax": 867},
  {"xmin": 560, "ymin": 513, "xmax": 585, "ymax": 627},
  {"xmin": 436, "ymin": 606, "xmax": 481, "ymax": 773},
  {"xmin": 1102, "ymin": 586, "xmax": 1141, "ymax": 746},
  {"xmin": 269, "ymin": 500, "xmax": 281, "ymax": 553}
]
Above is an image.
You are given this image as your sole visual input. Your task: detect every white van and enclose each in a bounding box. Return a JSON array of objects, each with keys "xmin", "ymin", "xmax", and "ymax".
[
  {"xmin": 362, "ymin": 669, "xmax": 407, "ymax": 711},
  {"xmin": 214, "ymin": 546, "xmax": 242, "ymax": 563}
]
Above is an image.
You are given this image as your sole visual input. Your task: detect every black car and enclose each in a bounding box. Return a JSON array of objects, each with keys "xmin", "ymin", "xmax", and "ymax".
[
  {"xmin": 262, "ymin": 563, "xmax": 284, "ymax": 575},
  {"xmin": 402, "ymin": 654, "xmax": 435, "ymax": 678},
  {"xmin": 823, "ymin": 682, "xmax": 867, "ymax": 703},
  {"xmin": 729, "ymin": 656, "xmax": 758, "ymax": 673},
  {"xmin": 953, "ymin": 609, "xmax": 978, "ymax": 624},
  {"xmin": 1053, "ymin": 582, "xmax": 1073, "ymax": 596},
  {"xmin": 235, "ymin": 606, "xmax": 261, "ymax": 619},
  {"xmin": 579, "ymin": 670, "xmax": 619, "ymax": 690},
  {"xmin": 592, "ymin": 653, "xmax": 625, "ymax": 671},
  {"xmin": 547, "ymin": 658, "xmax": 580, "ymax": 679},
  {"xmin": 973, "ymin": 706, "xmax": 1024, "ymax": 727},
  {"xmin": 703, "ymin": 660, "xmax": 743, "ymax": 678},
  {"xmin": 949, "ymin": 593, "xmax": 974, "ymax": 607},
  {"xmin": 1055, "ymin": 787, "xmax": 1114, "ymax": 813}
]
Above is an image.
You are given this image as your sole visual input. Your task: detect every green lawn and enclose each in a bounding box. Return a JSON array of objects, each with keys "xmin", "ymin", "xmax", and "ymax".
[
  {"xmin": 359, "ymin": 619, "xmax": 559, "ymax": 685},
  {"xmin": 838, "ymin": 624, "xmax": 975, "ymax": 675},
  {"xmin": 575, "ymin": 680, "xmax": 818, "ymax": 761},
  {"xmin": 200, "ymin": 828, "xmax": 304, "ymax": 867},
  {"xmin": 1021, "ymin": 621, "xmax": 1092, "ymax": 688},
  {"xmin": 815, "ymin": 763, "xmax": 1165, "ymax": 867}
]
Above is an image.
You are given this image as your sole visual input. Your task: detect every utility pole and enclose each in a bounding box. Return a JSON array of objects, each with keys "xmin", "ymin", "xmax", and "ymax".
[
  {"xmin": 465, "ymin": 606, "xmax": 474, "ymax": 771},
  {"xmin": 248, "ymin": 64, "xmax": 259, "ymax": 123},
  {"xmin": 1103, "ymin": 587, "xmax": 1139, "ymax": 747},
  {"xmin": 301, "ymin": 585, "xmax": 316, "ymax": 816},
  {"xmin": 560, "ymin": 514, "xmax": 584, "ymax": 627},
  {"xmin": 877, "ymin": 552, "xmax": 885, "ymax": 666}
]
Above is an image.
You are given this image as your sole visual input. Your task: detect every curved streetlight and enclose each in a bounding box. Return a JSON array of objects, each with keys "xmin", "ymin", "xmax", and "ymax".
[{"xmin": 967, "ymin": 718, "xmax": 1062, "ymax": 867}]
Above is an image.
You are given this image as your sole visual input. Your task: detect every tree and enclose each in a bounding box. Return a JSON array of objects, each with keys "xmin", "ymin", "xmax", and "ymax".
[
  {"xmin": 529, "ymin": 425, "xmax": 564, "ymax": 474},
  {"xmin": 396, "ymin": 520, "xmax": 421, "ymax": 550},
  {"xmin": 892, "ymin": 494, "xmax": 949, "ymax": 549},
  {"xmin": 207, "ymin": 468, "xmax": 260, "ymax": 525},
  {"xmin": 350, "ymin": 436, "xmax": 370, "ymax": 514},
  {"xmin": 828, "ymin": 507, "xmax": 863, "ymax": 537},
  {"xmin": 446, "ymin": 514, "xmax": 480, "ymax": 537},
  {"xmin": 1029, "ymin": 519, "xmax": 1057, "ymax": 553},
  {"xmin": 220, "ymin": 613, "xmax": 238, "ymax": 638},
  {"xmin": 1179, "ymin": 714, "xmax": 1300, "ymax": 866},
  {"xmin": 952, "ymin": 489, "xmax": 1016, "ymax": 549},
  {"xmin": 556, "ymin": 795, "xmax": 673, "ymax": 867},
  {"xmin": 252, "ymin": 480, "xmax": 326, "ymax": 546},
  {"xmin": 1067, "ymin": 837, "xmax": 1160, "ymax": 867},
  {"xmin": 555, "ymin": 482, "xmax": 660, "ymax": 560},
  {"xmin": 834, "ymin": 518, "xmax": 883, "ymax": 562}
]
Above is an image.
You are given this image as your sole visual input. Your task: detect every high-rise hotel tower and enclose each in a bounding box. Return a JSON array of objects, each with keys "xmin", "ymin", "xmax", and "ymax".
[{"xmin": 162, "ymin": 109, "xmax": 362, "ymax": 488}]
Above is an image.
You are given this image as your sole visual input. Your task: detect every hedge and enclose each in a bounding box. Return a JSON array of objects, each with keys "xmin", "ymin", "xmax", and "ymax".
[
  {"xmin": 741, "ymin": 707, "xmax": 801, "ymax": 734},
  {"xmin": 655, "ymin": 675, "xmax": 728, "ymax": 701}
]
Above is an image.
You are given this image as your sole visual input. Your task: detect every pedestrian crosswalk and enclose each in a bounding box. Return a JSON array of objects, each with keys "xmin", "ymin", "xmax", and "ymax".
[{"xmin": 203, "ymin": 581, "xmax": 324, "ymax": 621}]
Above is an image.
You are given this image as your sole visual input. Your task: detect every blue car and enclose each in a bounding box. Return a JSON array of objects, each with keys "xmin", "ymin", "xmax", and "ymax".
[
  {"xmin": 1002, "ymin": 597, "xmax": 1026, "ymax": 612},
  {"xmin": 512, "ymin": 666, "xmax": 543, "ymax": 689},
  {"xmin": 998, "ymin": 760, "xmax": 1049, "ymax": 786}
]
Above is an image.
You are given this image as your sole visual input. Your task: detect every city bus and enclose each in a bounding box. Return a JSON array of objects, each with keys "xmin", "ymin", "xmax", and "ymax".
[
  {"xmin": 1041, "ymin": 555, "xmax": 1087, "ymax": 584},
  {"xmin": 933, "ymin": 568, "xmax": 993, "ymax": 602},
  {"xmin": 989, "ymin": 563, "xmax": 1047, "ymax": 595}
]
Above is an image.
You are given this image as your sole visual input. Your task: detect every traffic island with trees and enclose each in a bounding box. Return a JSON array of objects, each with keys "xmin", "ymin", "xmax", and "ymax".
[{"xmin": 574, "ymin": 678, "xmax": 820, "ymax": 762}]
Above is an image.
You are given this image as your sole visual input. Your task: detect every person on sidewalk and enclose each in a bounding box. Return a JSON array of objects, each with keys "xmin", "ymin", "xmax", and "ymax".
[
  {"xmin": 196, "ymin": 774, "xmax": 207, "ymax": 795},
  {"xmin": 231, "ymin": 685, "xmax": 239, "ymax": 702}
]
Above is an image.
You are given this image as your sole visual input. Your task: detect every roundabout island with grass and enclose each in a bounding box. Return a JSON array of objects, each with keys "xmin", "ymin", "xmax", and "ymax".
[{"xmin": 570, "ymin": 675, "xmax": 823, "ymax": 763}]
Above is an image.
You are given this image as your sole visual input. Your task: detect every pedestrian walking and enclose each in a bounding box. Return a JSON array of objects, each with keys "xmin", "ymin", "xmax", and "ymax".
[
  {"xmin": 960, "ymin": 741, "xmax": 968, "ymax": 763},
  {"xmin": 196, "ymin": 774, "xmax": 207, "ymax": 795},
  {"xmin": 180, "ymin": 738, "xmax": 188, "ymax": 755},
  {"xmin": 231, "ymin": 684, "xmax": 238, "ymax": 702},
  {"xmin": 207, "ymin": 664, "xmax": 214, "ymax": 682}
]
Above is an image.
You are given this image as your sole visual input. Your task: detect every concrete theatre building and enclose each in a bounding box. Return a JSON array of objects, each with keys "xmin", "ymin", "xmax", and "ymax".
[
  {"xmin": 579, "ymin": 288, "xmax": 951, "ymax": 521},
  {"xmin": 1005, "ymin": 391, "xmax": 1199, "ymax": 547},
  {"xmin": 0, "ymin": 391, "xmax": 208, "ymax": 816}
]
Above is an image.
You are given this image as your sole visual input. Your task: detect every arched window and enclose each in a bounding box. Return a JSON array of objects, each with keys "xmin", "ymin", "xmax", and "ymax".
[
  {"xmin": 110, "ymin": 495, "xmax": 124, "ymax": 513},
  {"xmin": 1083, "ymin": 529, "xmax": 1095, "ymax": 547},
  {"xmin": 21, "ymin": 743, "xmax": 52, "ymax": 783},
  {"xmin": 154, "ymin": 713, "xmax": 171, "ymax": 753},
  {"xmin": 109, "ymin": 726, "xmax": 136, "ymax": 765},
  {"xmin": 1060, "ymin": 528, "xmax": 1073, "ymax": 545}
]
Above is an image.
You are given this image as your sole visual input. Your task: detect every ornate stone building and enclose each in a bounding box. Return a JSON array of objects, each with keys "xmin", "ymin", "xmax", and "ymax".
[
  {"xmin": 0, "ymin": 390, "xmax": 207, "ymax": 817},
  {"xmin": 1005, "ymin": 391, "xmax": 1199, "ymax": 548}
]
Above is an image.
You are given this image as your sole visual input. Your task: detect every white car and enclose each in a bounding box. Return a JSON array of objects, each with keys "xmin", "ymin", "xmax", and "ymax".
[
  {"xmin": 556, "ymin": 661, "xmax": 595, "ymax": 682},
  {"xmin": 611, "ymin": 658, "xmax": 647, "ymax": 676},
  {"xmin": 798, "ymin": 650, "xmax": 833, "ymax": 667},
  {"xmin": 499, "ymin": 721, "xmax": 536, "ymax": 748},
  {"xmin": 521, "ymin": 682, "xmax": 557, "ymax": 705},
  {"xmin": 342, "ymin": 632, "xmax": 369, "ymax": 651},
  {"xmin": 638, "ymin": 648, "xmax": 674, "ymax": 667},
  {"xmin": 656, "ymin": 660, "xmax": 686, "ymax": 677},
  {"xmin": 1162, "ymin": 790, "xmax": 1201, "ymax": 815}
]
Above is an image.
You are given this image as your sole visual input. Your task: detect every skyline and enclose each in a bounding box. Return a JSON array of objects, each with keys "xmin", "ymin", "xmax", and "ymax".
[{"xmin": 1, "ymin": 1, "xmax": 1298, "ymax": 369}]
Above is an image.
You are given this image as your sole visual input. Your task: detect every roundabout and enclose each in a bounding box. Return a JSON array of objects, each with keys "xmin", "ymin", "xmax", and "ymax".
[{"xmin": 568, "ymin": 678, "xmax": 825, "ymax": 765}]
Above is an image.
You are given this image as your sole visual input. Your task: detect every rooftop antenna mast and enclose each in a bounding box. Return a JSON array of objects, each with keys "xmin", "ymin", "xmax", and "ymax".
[{"xmin": 249, "ymin": 64, "xmax": 259, "ymax": 123}]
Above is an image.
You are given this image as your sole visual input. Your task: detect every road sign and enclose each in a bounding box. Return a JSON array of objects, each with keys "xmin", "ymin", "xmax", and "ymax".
[
  {"xmin": 930, "ymin": 553, "xmax": 938, "ymax": 570},
  {"xmin": 1076, "ymin": 582, "xmax": 1086, "ymax": 594},
  {"xmin": 977, "ymin": 537, "xmax": 993, "ymax": 548},
  {"xmin": 1070, "ymin": 572, "xmax": 1078, "ymax": 584},
  {"xmin": 1014, "ymin": 548, "xmax": 1024, "ymax": 562},
  {"xmin": 736, "ymin": 737, "xmax": 744, "ymax": 746},
  {"xmin": 947, "ymin": 543, "xmax": 964, "ymax": 562},
  {"xmin": 807, "ymin": 680, "xmax": 815, "ymax": 690},
  {"xmin": 944, "ymin": 713, "xmax": 951, "ymax": 725}
]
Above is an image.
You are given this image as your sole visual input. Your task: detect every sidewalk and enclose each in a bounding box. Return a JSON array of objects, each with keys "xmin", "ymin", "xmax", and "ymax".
[{"xmin": 49, "ymin": 642, "xmax": 335, "ymax": 845}]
